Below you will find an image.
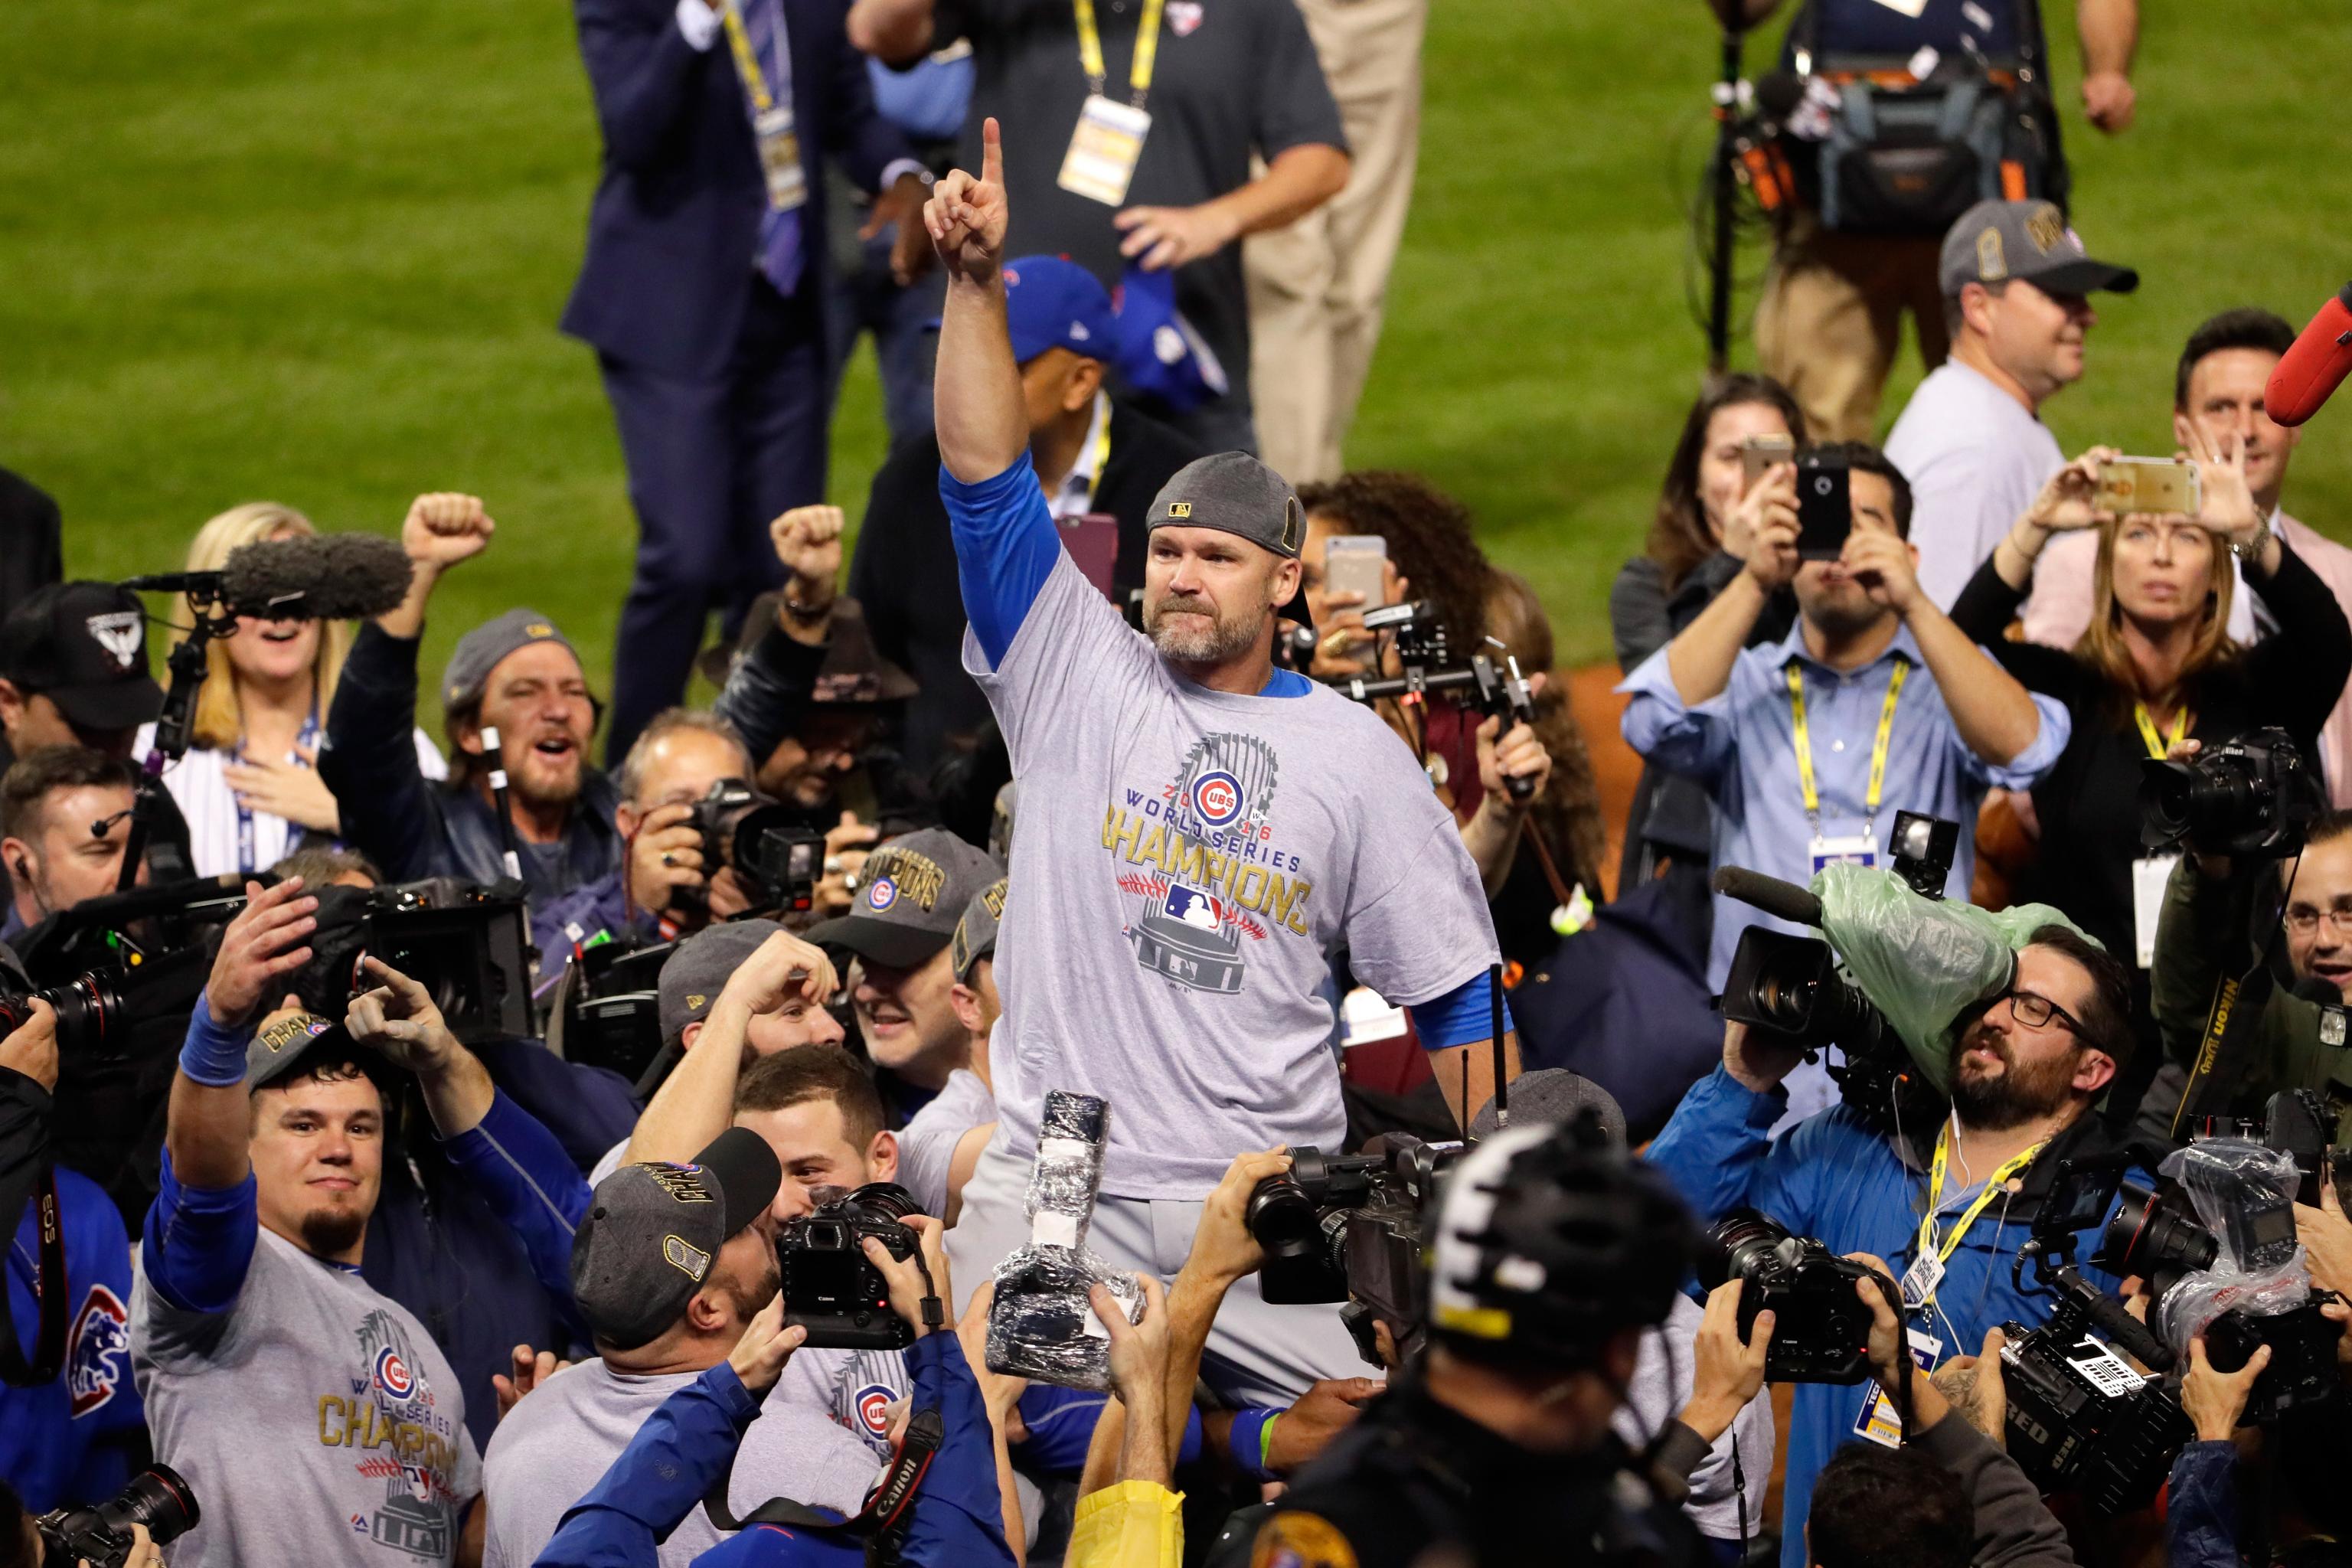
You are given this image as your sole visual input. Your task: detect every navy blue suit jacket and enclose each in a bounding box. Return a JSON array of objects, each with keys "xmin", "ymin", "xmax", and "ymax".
[{"xmin": 563, "ymin": 0, "xmax": 917, "ymax": 379}]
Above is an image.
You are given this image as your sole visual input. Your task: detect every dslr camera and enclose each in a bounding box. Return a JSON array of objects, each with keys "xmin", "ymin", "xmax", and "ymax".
[
  {"xmin": 779, "ymin": 1182, "xmax": 923, "ymax": 1350},
  {"xmin": 1246, "ymin": 1136, "xmax": 1461, "ymax": 1366},
  {"xmin": 686, "ymin": 779, "xmax": 824, "ymax": 917},
  {"xmin": 2140, "ymin": 726, "xmax": 2324, "ymax": 858},
  {"xmin": 1695, "ymin": 1210, "xmax": 1883, "ymax": 1383},
  {"xmin": 37, "ymin": 1465, "xmax": 200, "ymax": 1568}
]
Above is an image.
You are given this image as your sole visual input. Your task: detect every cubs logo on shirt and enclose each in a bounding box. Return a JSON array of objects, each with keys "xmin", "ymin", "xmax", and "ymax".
[
  {"xmin": 373, "ymin": 1343, "xmax": 415, "ymax": 1402},
  {"xmin": 854, "ymin": 1383, "xmax": 896, "ymax": 1437},
  {"xmin": 1191, "ymin": 769, "xmax": 1243, "ymax": 827},
  {"xmin": 66, "ymin": 1284, "xmax": 129, "ymax": 1417}
]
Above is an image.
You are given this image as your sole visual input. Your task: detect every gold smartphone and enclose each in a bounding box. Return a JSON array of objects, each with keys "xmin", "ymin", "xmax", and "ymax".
[
  {"xmin": 2096, "ymin": 457, "xmax": 2202, "ymax": 517},
  {"xmin": 1742, "ymin": 433, "xmax": 1795, "ymax": 488}
]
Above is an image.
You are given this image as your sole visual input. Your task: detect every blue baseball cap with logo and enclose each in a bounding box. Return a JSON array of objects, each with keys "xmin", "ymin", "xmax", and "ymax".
[
  {"xmin": 1113, "ymin": 263, "xmax": 1229, "ymax": 415},
  {"xmin": 1003, "ymin": 254, "xmax": 1119, "ymax": 368}
]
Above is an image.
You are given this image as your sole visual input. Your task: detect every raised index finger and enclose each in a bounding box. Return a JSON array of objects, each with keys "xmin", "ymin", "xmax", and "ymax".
[{"xmin": 980, "ymin": 116, "xmax": 1002, "ymax": 186}]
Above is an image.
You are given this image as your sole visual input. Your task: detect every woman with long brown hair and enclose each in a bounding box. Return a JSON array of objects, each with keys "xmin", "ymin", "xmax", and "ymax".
[
  {"xmin": 1609, "ymin": 374, "xmax": 1805, "ymax": 891},
  {"xmin": 1949, "ymin": 430, "xmax": 2350, "ymax": 988}
]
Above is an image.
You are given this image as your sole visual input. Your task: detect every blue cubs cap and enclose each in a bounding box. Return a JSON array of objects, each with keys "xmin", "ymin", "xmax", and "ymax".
[
  {"xmin": 1003, "ymin": 254, "xmax": 1119, "ymax": 367},
  {"xmin": 1113, "ymin": 263, "xmax": 1230, "ymax": 415}
]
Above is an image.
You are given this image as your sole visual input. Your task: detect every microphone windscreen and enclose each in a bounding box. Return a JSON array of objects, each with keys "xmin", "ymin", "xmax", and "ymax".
[
  {"xmin": 2269, "ymin": 286, "xmax": 2352, "ymax": 427},
  {"xmin": 1470, "ymin": 1069, "xmax": 1628, "ymax": 1148},
  {"xmin": 220, "ymin": 534, "xmax": 414, "ymax": 622}
]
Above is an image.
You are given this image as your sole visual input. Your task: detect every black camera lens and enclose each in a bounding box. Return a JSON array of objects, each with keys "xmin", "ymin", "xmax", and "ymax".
[
  {"xmin": 1696, "ymin": 1210, "xmax": 1792, "ymax": 1292},
  {"xmin": 2099, "ymin": 1182, "xmax": 2218, "ymax": 1279},
  {"xmin": 1246, "ymin": 1175, "xmax": 1318, "ymax": 1249},
  {"xmin": 841, "ymin": 1181, "xmax": 922, "ymax": 1223},
  {"xmin": 98, "ymin": 1464, "xmax": 201, "ymax": 1546}
]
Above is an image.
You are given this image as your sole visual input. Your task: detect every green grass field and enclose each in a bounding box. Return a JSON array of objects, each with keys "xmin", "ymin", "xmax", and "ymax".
[{"xmin": 4, "ymin": 0, "xmax": 2349, "ymax": 727}]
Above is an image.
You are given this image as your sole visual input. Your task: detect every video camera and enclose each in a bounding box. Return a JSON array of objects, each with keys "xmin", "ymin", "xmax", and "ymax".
[
  {"xmin": 1323, "ymin": 602, "xmax": 1543, "ymax": 800},
  {"xmin": 2141, "ymin": 726, "xmax": 2324, "ymax": 858},
  {"xmin": 305, "ymin": 877, "xmax": 535, "ymax": 1044},
  {"xmin": 552, "ymin": 937, "xmax": 678, "ymax": 1093},
  {"xmin": 37, "ymin": 1464, "xmax": 200, "ymax": 1568},
  {"xmin": 684, "ymin": 779, "xmax": 824, "ymax": 917},
  {"xmin": 12, "ymin": 872, "xmax": 259, "ymax": 1052},
  {"xmin": 1246, "ymin": 1135, "xmax": 1462, "ymax": 1367},
  {"xmin": 1694, "ymin": 1210, "xmax": 1883, "ymax": 1383},
  {"xmin": 779, "ymin": 1182, "xmax": 924, "ymax": 1350},
  {"xmin": 1998, "ymin": 1151, "xmax": 2191, "ymax": 1513}
]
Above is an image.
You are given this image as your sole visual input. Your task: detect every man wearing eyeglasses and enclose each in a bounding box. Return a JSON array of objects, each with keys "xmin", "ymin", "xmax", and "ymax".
[
  {"xmin": 2145, "ymin": 811, "xmax": 2352, "ymax": 1148},
  {"xmin": 1646, "ymin": 923, "xmax": 2135, "ymax": 1568}
]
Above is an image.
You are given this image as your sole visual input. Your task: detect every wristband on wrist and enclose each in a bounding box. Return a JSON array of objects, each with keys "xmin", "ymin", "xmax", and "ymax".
[
  {"xmin": 1227, "ymin": 1406, "xmax": 1281, "ymax": 1481},
  {"xmin": 179, "ymin": 995, "xmax": 255, "ymax": 1088}
]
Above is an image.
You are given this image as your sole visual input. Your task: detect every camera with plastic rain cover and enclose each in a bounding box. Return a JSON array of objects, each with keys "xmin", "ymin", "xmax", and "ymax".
[
  {"xmin": 1692, "ymin": 1210, "xmax": 1884, "ymax": 1383},
  {"xmin": 2098, "ymin": 1132, "xmax": 2344, "ymax": 1427},
  {"xmin": 684, "ymin": 778, "xmax": 825, "ymax": 917},
  {"xmin": 1246, "ymin": 1136, "xmax": 1462, "ymax": 1364},
  {"xmin": 1997, "ymin": 1150, "xmax": 2192, "ymax": 1514},
  {"xmin": 779, "ymin": 1181, "xmax": 924, "ymax": 1350},
  {"xmin": 37, "ymin": 1464, "xmax": 201, "ymax": 1568},
  {"xmin": 2141, "ymin": 726, "xmax": 2324, "ymax": 858}
]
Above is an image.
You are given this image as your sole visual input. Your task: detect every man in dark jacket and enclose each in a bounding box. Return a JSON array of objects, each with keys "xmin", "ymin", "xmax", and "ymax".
[
  {"xmin": 319, "ymin": 494, "xmax": 624, "ymax": 930},
  {"xmin": 846, "ymin": 254, "xmax": 1201, "ymax": 773},
  {"xmin": 564, "ymin": 0, "xmax": 931, "ymax": 761}
]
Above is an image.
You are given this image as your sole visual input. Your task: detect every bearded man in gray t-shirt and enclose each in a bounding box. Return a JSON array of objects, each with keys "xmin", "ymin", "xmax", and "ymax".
[{"xmin": 918, "ymin": 122, "xmax": 1524, "ymax": 1406}]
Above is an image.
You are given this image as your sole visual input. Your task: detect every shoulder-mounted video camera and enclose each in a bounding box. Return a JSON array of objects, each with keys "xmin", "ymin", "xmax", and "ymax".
[{"xmin": 1246, "ymin": 1135, "xmax": 1462, "ymax": 1367}]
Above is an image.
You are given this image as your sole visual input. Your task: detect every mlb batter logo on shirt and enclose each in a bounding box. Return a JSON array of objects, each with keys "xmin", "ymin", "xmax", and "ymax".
[{"xmin": 66, "ymin": 1283, "xmax": 129, "ymax": 1417}]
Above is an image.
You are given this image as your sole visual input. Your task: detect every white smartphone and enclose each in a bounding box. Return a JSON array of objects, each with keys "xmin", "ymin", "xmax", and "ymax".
[{"xmin": 1325, "ymin": 535, "xmax": 1387, "ymax": 607}]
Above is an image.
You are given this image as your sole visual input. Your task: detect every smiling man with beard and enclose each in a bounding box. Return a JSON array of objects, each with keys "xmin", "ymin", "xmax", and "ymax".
[
  {"xmin": 1646, "ymin": 923, "xmax": 2135, "ymax": 1568},
  {"xmin": 320, "ymin": 492, "xmax": 623, "ymax": 927}
]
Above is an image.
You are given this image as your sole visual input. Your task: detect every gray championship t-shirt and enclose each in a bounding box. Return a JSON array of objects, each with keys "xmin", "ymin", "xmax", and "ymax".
[
  {"xmin": 481, "ymin": 1357, "xmax": 884, "ymax": 1568},
  {"xmin": 770, "ymin": 1344, "xmax": 916, "ymax": 1463},
  {"xmin": 967, "ymin": 549, "xmax": 1498, "ymax": 1197},
  {"xmin": 895, "ymin": 1067, "xmax": 995, "ymax": 1217},
  {"xmin": 130, "ymin": 1229, "xmax": 483, "ymax": 1568}
]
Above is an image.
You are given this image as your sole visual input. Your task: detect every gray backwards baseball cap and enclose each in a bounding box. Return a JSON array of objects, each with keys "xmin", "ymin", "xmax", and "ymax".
[
  {"xmin": 658, "ymin": 918, "xmax": 786, "ymax": 1044},
  {"xmin": 1146, "ymin": 452, "xmax": 1304, "ymax": 560},
  {"xmin": 570, "ymin": 1126, "xmax": 782, "ymax": 1349},
  {"xmin": 950, "ymin": 876, "xmax": 1009, "ymax": 983},
  {"xmin": 1939, "ymin": 200, "xmax": 2138, "ymax": 299},
  {"xmin": 442, "ymin": 608, "xmax": 580, "ymax": 710},
  {"xmin": 244, "ymin": 1009, "xmax": 385, "ymax": 1094},
  {"xmin": 805, "ymin": 828, "xmax": 1004, "ymax": 970}
]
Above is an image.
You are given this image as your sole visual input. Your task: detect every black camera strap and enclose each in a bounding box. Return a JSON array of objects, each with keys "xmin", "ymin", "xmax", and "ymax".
[
  {"xmin": 0, "ymin": 1172, "xmax": 69, "ymax": 1388},
  {"xmin": 704, "ymin": 1406, "xmax": 944, "ymax": 1544}
]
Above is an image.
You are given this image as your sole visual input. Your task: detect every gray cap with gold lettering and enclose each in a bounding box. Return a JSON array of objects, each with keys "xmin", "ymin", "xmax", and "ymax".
[
  {"xmin": 805, "ymin": 828, "xmax": 1004, "ymax": 971},
  {"xmin": 1939, "ymin": 199, "xmax": 2138, "ymax": 299},
  {"xmin": 569, "ymin": 1127, "xmax": 782, "ymax": 1349}
]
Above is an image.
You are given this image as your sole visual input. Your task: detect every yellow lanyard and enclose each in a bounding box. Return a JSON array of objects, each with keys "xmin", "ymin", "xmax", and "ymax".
[
  {"xmin": 1915, "ymin": 1122, "xmax": 2046, "ymax": 1290},
  {"xmin": 1073, "ymin": 0, "xmax": 1167, "ymax": 105},
  {"xmin": 719, "ymin": 0, "xmax": 776, "ymax": 115},
  {"xmin": 2132, "ymin": 701, "xmax": 2189, "ymax": 761},
  {"xmin": 1788, "ymin": 660, "xmax": 1909, "ymax": 825}
]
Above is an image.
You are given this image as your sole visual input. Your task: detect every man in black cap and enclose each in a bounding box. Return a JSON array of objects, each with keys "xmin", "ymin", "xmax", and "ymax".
[
  {"xmin": 479, "ymin": 1127, "xmax": 887, "ymax": 1568},
  {"xmin": 320, "ymin": 492, "xmax": 622, "ymax": 922},
  {"xmin": 804, "ymin": 826, "xmax": 1002, "ymax": 1127},
  {"xmin": 920, "ymin": 127, "xmax": 1521, "ymax": 1406},
  {"xmin": 0, "ymin": 580, "xmax": 165, "ymax": 771}
]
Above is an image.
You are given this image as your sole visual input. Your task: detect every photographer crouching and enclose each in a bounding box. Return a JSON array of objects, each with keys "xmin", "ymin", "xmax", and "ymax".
[{"xmin": 1647, "ymin": 920, "xmax": 2135, "ymax": 1568}]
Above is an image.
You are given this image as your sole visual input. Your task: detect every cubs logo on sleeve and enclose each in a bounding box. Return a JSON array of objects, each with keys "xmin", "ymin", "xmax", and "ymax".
[{"xmin": 66, "ymin": 1284, "xmax": 129, "ymax": 1417}]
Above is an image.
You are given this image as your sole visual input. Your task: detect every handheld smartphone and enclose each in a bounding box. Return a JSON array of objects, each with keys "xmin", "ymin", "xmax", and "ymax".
[
  {"xmin": 1059, "ymin": 513, "xmax": 1119, "ymax": 603},
  {"xmin": 1741, "ymin": 433, "xmax": 1796, "ymax": 489},
  {"xmin": 1325, "ymin": 535, "xmax": 1388, "ymax": 608},
  {"xmin": 1794, "ymin": 457, "xmax": 1851, "ymax": 560},
  {"xmin": 2096, "ymin": 457, "xmax": 2201, "ymax": 518}
]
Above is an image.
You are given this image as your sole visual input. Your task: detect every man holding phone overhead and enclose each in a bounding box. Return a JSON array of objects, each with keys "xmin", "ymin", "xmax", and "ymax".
[{"xmin": 1620, "ymin": 441, "xmax": 2070, "ymax": 1119}]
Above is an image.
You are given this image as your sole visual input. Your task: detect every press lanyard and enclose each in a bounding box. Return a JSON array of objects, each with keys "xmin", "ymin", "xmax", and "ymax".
[
  {"xmin": 1073, "ymin": 0, "xmax": 1166, "ymax": 106},
  {"xmin": 720, "ymin": 0, "xmax": 784, "ymax": 116},
  {"xmin": 1070, "ymin": 393, "xmax": 1113, "ymax": 514},
  {"xmin": 1788, "ymin": 660, "xmax": 1909, "ymax": 831},
  {"xmin": 234, "ymin": 707, "xmax": 320, "ymax": 874},
  {"xmin": 2132, "ymin": 701, "xmax": 2188, "ymax": 760},
  {"xmin": 1915, "ymin": 1120, "xmax": 2045, "ymax": 1296}
]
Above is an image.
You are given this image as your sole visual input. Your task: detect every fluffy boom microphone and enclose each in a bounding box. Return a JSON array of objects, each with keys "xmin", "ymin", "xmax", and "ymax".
[
  {"xmin": 127, "ymin": 534, "xmax": 414, "ymax": 622},
  {"xmin": 2268, "ymin": 281, "xmax": 2352, "ymax": 428}
]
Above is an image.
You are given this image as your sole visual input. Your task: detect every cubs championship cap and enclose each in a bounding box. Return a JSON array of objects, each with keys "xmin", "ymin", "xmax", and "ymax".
[
  {"xmin": 658, "ymin": 918, "xmax": 787, "ymax": 1044},
  {"xmin": 1147, "ymin": 452, "xmax": 1305, "ymax": 561},
  {"xmin": 1003, "ymin": 254, "xmax": 1119, "ymax": 366},
  {"xmin": 950, "ymin": 876, "xmax": 1009, "ymax": 983},
  {"xmin": 1939, "ymin": 199, "xmax": 2139, "ymax": 299},
  {"xmin": 442, "ymin": 608, "xmax": 579, "ymax": 711},
  {"xmin": 570, "ymin": 1126, "xmax": 782, "ymax": 1349},
  {"xmin": 243, "ymin": 1007, "xmax": 386, "ymax": 1093},
  {"xmin": 0, "ymin": 583, "xmax": 165, "ymax": 731},
  {"xmin": 805, "ymin": 828, "xmax": 1004, "ymax": 970}
]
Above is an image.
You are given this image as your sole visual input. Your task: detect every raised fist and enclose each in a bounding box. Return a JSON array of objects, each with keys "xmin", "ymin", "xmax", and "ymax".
[
  {"xmin": 924, "ymin": 118, "xmax": 1009, "ymax": 286},
  {"xmin": 770, "ymin": 505, "xmax": 845, "ymax": 593},
  {"xmin": 401, "ymin": 492, "xmax": 494, "ymax": 570}
]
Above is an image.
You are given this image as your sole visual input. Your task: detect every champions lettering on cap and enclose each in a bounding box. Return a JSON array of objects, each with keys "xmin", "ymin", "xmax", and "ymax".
[{"xmin": 803, "ymin": 827, "xmax": 1004, "ymax": 971}]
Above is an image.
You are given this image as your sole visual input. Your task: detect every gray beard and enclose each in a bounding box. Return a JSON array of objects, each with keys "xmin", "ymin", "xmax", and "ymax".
[{"xmin": 1147, "ymin": 603, "xmax": 1262, "ymax": 666}]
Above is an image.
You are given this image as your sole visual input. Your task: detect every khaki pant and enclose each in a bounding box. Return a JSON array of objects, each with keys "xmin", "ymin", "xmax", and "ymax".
[
  {"xmin": 1243, "ymin": 0, "xmax": 1427, "ymax": 485},
  {"xmin": 1756, "ymin": 215, "xmax": 1949, "ymax": 442}
]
